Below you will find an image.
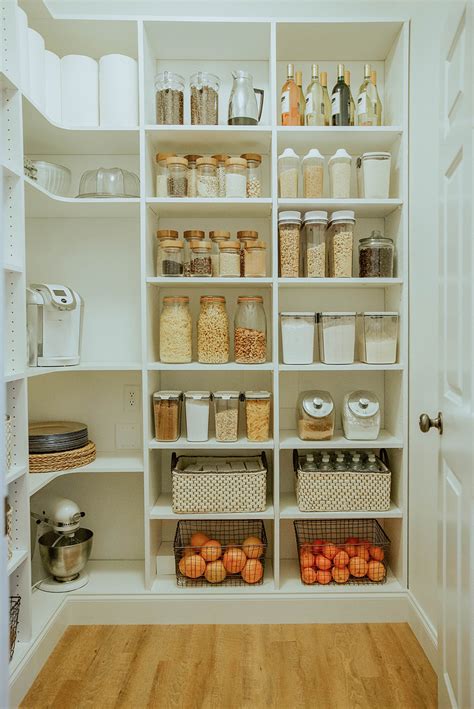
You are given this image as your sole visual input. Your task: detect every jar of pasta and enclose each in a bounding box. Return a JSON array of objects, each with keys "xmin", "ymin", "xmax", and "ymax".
[
  {"xmin": 197, "ymin": 295, "xmax": 229, "ymax": 363},
  {"xmin": 159, "ymin": 296, "xmax": 192, "ymax": 363},
  {"xmin": 244, "ymin": 391, "xmax": 271, "ymax": 441}
]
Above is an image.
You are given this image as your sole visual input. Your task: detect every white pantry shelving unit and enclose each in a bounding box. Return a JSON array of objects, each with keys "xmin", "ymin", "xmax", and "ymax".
[{"xmin": 2, "ymin": 4, "xmax": 409, "ymax": 690}]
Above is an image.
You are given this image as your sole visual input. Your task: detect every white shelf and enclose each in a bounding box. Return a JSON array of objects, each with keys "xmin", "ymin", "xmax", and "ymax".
[
  {"xmin": 279, "ymin": 560, "xmax": 403, "ymax": 594},
  {"xmin": 28, "ymin": 452, "xmax": 144, "ymax": 496},
  {"xmin": 148, "ymin": 362, "xmax": 274, "ymax": 371},
  {"xmin": 277, "ymin": 126, "xmax": 403, "ymax": 153},
  {"xmin": 147, "ymin": 277, "xmax": 273, "ymax": 287},
  {"xmin": 278, "ymin": 278, "xmax": 403, "ymax": 288},
  {"xmin": 278, "ymin": 198, "xmax": 403, "ymax": 218},
  {"xmin": 279, "ymin": 363, "xmax": 403, "ymax": 371},
  {"xmin": 8, "ymin": 549, "xmax": 28, "ymax": 576},
  {"xmin": 146, "ymin": 125, "xmax": 272, "ymax": 153},
  {"xmin": 150, "ymin": 493, "xmax": 274, "ymax": 519},
  {"xmin": 279, "ymin": 492, "xmax": 403, "ymax": 519},
  {"xmin": 25, "ymin": 178, "xmax": 140, "ymax": 218},
  {"xmin": 152, "ymin": 561, "xmax": 275, "ymax": 595},
  {"xmin": 4, "ymin": 371, "xmax": 25, "ymax": 382},
  {"xmin": 6, "ymin": 464, "xmax": 28, "ymax": 485},
  {"xmin": 73, "ymin": 560, "xmax": 146, "ymax": 595},
  {"xmin": 1, "ymin": 161, "xmax": 22, "ymax": 180},
  {"xmin": 147, "ymin": 198, "xmax": 272, "ymax": 217},
  {"xmin": 27, "ymin": 362, "xmax": 142, "ymax": 378},
  {"xmin": 279, "ymin": 430, "xmax": 403, "ymax": 449},
  {"xmin": 3, "ymin": 262, "xmax": 24, "ymax": 274},
  {"xmin": 149, "ymin": 436, "xmax": 274, "ymax": 450}
]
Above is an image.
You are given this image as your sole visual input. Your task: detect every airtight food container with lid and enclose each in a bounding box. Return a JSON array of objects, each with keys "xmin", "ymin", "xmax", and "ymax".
[
  {"xmin": 77, "ymin": 167, "xmax": 140, "ymax": 198},
  {"xmin": 318, "ymin": 312, "xmax": 356, "ymax": 364},
  {"xmin": 184, "ymin": 391, "xmax": 211, "ymax": 442},
  {"xmin": 359, "ymin": 312, "xmax": 399, "ymax": 364},
  {"xmin": 153, "ymin": 391, "xmax": 183, "ymax": 442},
  {"xmin": 213, "ymin": 391, "xmax": 240, "ymax": 442},
  {"xmin": 328, "ymin": 148, "xmax": 351, "ymax": 198},
  {"xmin": 342, "ymin": 390, "xmax": 381, "ymax": 440},
  {"xmin": 280, "ymin": 312, "xmax": 316, "ymax": 364},
  {"xmin": 357, "ymin": 152, "xmax": 391, "ymax": 199},
  {"xmin": 296, "ymin": 390, "xmax": 335, "ymax": 441}
]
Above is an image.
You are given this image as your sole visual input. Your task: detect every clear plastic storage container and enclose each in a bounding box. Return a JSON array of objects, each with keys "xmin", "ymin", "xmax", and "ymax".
[
  {"xmin": 358, "ymin": 231, "xmax": 394, "ymax": 278},
  {"xmin": 357, "ymin": 152, "xmax": 391, "ymax": 198},
  {"xmin": 327, "ymin": 210, "xmax": 355, "ymax": 278},
  {"xmin": 280, "ymin": 312, "xmax": 316, "ymax": 364},
  {"xmin": 328, "ymin": 148, "xmax": 351, "ymax": 198},
  {"xmin": 167, "ymin": 156, "xmax": 188, "ymax": 197},
  {"xmin": 244, "ymin": 391, "xmax": 271, "ymax": 441},
  {"xmin": 359, "ymin": 312, "xmax": 399, "ymax": 364},
  {"xmin": 196, "ymin": 157, "xmax": 218, "ymax": 198},
  {"xmin": 342, "ymin": 390, "xmax": 381, "ymax": 440},
  {"xmin": 279, "ymin": 211, "xmax": 302, "ymax": 278},
  {"xmin": 297, "ymin": 390, "xmax": 335, "ymax": 441},
  {"xmin": 185, "ymin": 391, "xmax": 211, "ymax": 442},
  {"xmin": 213, "ymin": 391, "xmax": 240, "ymax": 442},
  {"xmin": 278, "ymin": 148, "xmax": 299, "ymax": 198},
  {"xmin": 234, "ymin": 296, "xmax": 267, "ymax": 364},
  {"xmin": 302, "ymin": 148, "xmax": 324, "ymax": 198},
  {"xmin": 244, "ymin": 241, "xmax": 267, "ymax": 278},
  {"xmin": 225, "ymin": 157, "xmax": 247, "ymax": 198},
  {"xmin": 155, "ymin": 153, "xmax": 175, "ymax": 197},
  {"xmin": 197, "ymin": 296, "xmax": 229, "ymax": 363},
  {"xmin": 304, "ymin": 211, "xmax": 328, "ymax": 278},
  {"xmin": 160, "ymin": 239, "xmax": 184, "ymax": 277},
  {"xmin": 209, "ymin": 230, "xmax": 230, "ymax": 276},
  {"xmin": 184, "ymin": 154, "xmax": 202, "ymax": 198},
  {"xmin": 219, "ymin": 240, "xmax": 241, "ymax": 278},
  {"xmin": 159, "ymin": 296, "xmax": 192, "ymax": 363},
  {"xmin": 156, "ymin": 229, "xmax": 179, "ymax": 276},
  {"xmin": 190, "ymin": 240, "xmax": 212, "ymax": 277},
  {"xmin": 153, "ymin": 391, "xmax": 183, "ymax": 441},
  {"xmin": 241, "ymin": 153, "xmax": 262, "ymax": 197},
  {"xmin": 318, "ymin": 312, "xmax": 356, "ymax": 364},
  {"xmin": 190, "ymin": 72, "xmax": 220, "ymax": 124},
  {"xmin": 155, "ymin": 71, "xmax": 184, "ymax": 125}
]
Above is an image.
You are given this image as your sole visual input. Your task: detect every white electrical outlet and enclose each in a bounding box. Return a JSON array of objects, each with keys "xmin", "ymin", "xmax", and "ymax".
[
  {"xmin": 123, "ymin": 385, "xmax": 140, "ymax": 411},
  {"xmin": 115, "ymin": 423, "xmax": 141, "ymax": 449}
]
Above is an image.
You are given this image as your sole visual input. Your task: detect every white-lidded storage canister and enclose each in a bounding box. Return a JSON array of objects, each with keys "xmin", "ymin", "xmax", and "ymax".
[
  {"xmin": 328, "ymin": 148, "xmax": 351, "ymax": 198},
  {"xmin": 278, "ymin": 147, "xmax": 299, "ymax": 198},
  {"xmin": 302, "ymin": 148, "xmax": 324, "ymax": 198},
  {"xmin": 184, "ymin": 391, "xmax": 211, "ymax": 442},
  {"xmin": 303, "ymin": 210, "xmax": 328, "ymax": 278},
  {"xmin": 213, "ymin": 391, "xmax": 240, "ymax": 442},
  {"xmin": 278, "ymin": 210, "xmax": 302, "ymax": 278},
  {"xmin": 357, "ymin": 152, "xmax": 391, "ymax": 199},
  {"xmin": 318, "ymin": 312, "xmax": 356, "ymax": 364},
  {"xmin": 342, "ymin": 390, "xmax": 381, "ymax": 440},
  {"xmin": 280, "ymin": 312, "xmax": 316, "ymax": 364},
  {"xmin": 359, "ymin": 312, "xmax": 399, "ymax": 364}
]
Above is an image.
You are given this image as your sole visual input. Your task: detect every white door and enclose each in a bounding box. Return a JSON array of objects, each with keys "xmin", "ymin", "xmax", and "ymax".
[{"xmin": 430, "ymin": 2, "xmax": 473, "ymax": 707}]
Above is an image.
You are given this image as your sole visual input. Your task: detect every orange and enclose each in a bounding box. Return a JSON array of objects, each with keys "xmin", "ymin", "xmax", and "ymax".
[
  {"xmin": 205, "ymin": 560, "xmax": 227, "ymax": 584},
  {"xmin": 332, "ymin": 566, "xmax": 350, "ymax": 584},
  {"xmin": 333, "ymin": 550, "xmax": 349, "ymax": 568},
  {"xmin": 344, "ymin": 544, "xmax": 359, "ymax": 558},
  {"xmin": 311, "ymin": 538, "xmax": 326, "ymax": 555},
  {"xmin": 355, "ymin": 546, "xmax": 370, "ymax": 562},
  {"xmin": 369, "ymin": 545, "xmax": 385, "ymax": 561},
  {"xmin": 181, "ymin": 554, "xmax": 206, "ymax": 579},
  {"xmin": 190, "ymin": 532, "xmax": 209, "ymax": 549},
  {"xmin": 315, "ymin": 554, "xmax": 331, "ymax": 571},
  {"xmin": 349, "ymin": 556, "xmax": 368, "ymax": 578},
  {"xmin": 345, "ymin": 536, "xmax": 359, "ymax": 544},
  {"xmin": 200, "ymin": 539, "xmax": 222, "ymax": 562},
  {"xmin": 242, "ymin": 536, "xmax": 264, "ymax": 559},
  {"xmin": 222, "ymin": 548, "xmax": 247, "ymax": 574},
  {"xmin": 241, "ymin": 559, "xmax": 263, "ymax": 584},
  {"xmin": 322, "ymin": 543, "xmax": 338, "ymax": 560},
  {"xmin": 182, "ymin": 546, "xmax": 195, "ymax": 558},
  {"xmin": 316, "ymin": 570, "xmax": 332, "ymax": 585},
  {"xmin": 300, "ymin": 543, "xmax": 313, "ymax": 555},
  {"xmin": 299, "ymin": 551, "xmax": 315, "ymax": 569},
  {"xmin": 301, "ymin": 567, "xmax": 317, "ymax": 585},
  {"xmin": 367, "ymin": 560, "xmax": 386, "ymax": 582}
]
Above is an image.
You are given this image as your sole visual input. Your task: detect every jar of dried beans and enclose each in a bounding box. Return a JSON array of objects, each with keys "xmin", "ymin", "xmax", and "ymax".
[
  {"xmin": 244, "ymin": 391, "xmax": 271, "ymax": 441},
  {"xmin": 303, "ymin": 211, "xmax": 328, "ymax": 278},
  {"xmin": 190, "ymin": 240, "xmax": 212, "ymax": 277},
  {"xmin": 278, "ymin": 148, "xmax": 299, "ymax": 198},
  {"xmin": 219, "ymin": 240, "xmax": 240, "ymax": 277},
  {"xmin": 328, "ymin": 148, "xmax": 351, "ymax": 198},
  {"xmin": 155, "ymin": 71, "xmax": 184, "ymax": 125},
  {"xmin": 184, "ymin": 154, "xmax": 202, "ymax": 198},
  {"xmin": 156, "ymin": 229, "xmax": 179, "ymax": 276},
  {"xmin": 211, "ymin": 154, "xmax": 229, "ymax": 197},
  {"xmin": 278, "ymin": 211, "xmax": 302, "ymax": 278},
  {"xmin": 327, "ymin": 210, "xmax": 355, "ymax": 278},
  {"xmin": 197, "ymin": 295, "xmax": 229, "ymax": 363},
  {"xmin": 183, "ymin": 230, "xmax": 205, "ymax": 277},
  {"xmin": 302, "ymin": 148, "xmax": 324, "ymax": 198},
  {"xmin": 159, "ymin": 296, "xmax": 192, "ymax": 363},
  {"xmin": 237, "ymin": 230, "xmax": 258, "ymax": 276},
  {"xmin": 197, "ymin": 157, "xmax": 218, "ymax": 198},
  {"xmin": 153, "ymin": 391, "xmax": 183, "ymax": 441},
  {"xmin": 167, "ymin": 156, "xmax": 188, "ymax": 198},
  {"xmin": 234, "ymin": 295, "xmax": 267, "ymax": 364},
  {"xmin": 244, "ymin": 241, "xmax": 267, "ymax": 278},
  {"xmin": 155, "ymin": 153, "xmax": 175, "ymax": 197},
  {"xmin": 209, "ymin": 230, "xmax": 230, "ymax": 276},
  {"xmin": 296, "ymin": 390, "xmax": 335, "ymax": 441},
  {"xmin": 358, "ymin": 231, "xmax": 394, "ymax": 277},
  {"xmin": 225, "ymin": 157, "xmax": 247, "ymax": 198},
  {"xmin": 241, "ymin": 153, "xmax": 262, "ymax": 197},
  {"xmin": 190, "ymin": 71, "xmax": 220, "ymax": 125},
  {"xmin": 160, "ymin": 239, "xmax": 184, "ymax": 277},
  {"xmin": 213, "ymin": 391, "xmax": 240, "ymax": 442}
]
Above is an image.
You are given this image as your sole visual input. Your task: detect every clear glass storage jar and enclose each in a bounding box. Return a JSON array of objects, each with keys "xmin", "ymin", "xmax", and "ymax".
[
  {"xmin": 190, "ymin": 72, "xmax": 220, "ymax": 125},
  {"xmin": 296, "ymin": 390, "xmax": 335, "ymax": 441},
  {"xmin": 281, "ymin": 312, "xmax": 316, "ymax": 364},
  {"xmin": 241, "ymin": 153, "xmax": 262, "ymax": 197},
  {"xmin": 184, "ymin": 154, "xmax": 202, "ymax": 198},
  {"xmin": 167, "ymin": 156, "xmax": 188, "ymax": 197},
  {"xmin": 219, "ymin": 240, "xmax": 240, "ymax": 277},
  {"xmin": 213, "ymin": 391, "xmax": 240, "ymax": 442},
  {"xmin": 196, "ymin": 157, "xmax": 218, "ymax": 198},
  {"xmin": 327, "ymin": 210, "xmax": 355, "ymax": 278},
  {"xmin": 359, "ymin": 312, "xmax": 399, "ymax": 364},
  {"xmin": 197, "ymin": 295, "xmax": 229, "ymax": 363},
  {"xmin": 155, "ymin": 71, "xmax": 184, "ymax": 125},
  {"xmin": 303, "ymin": 211, "xmax": 328, "ymax": 278},
  {"xmin": 225, "ymin": 157, "xmax": 247, "ymax": 198},
  {"xmin": 302, "ymin": 148, "xmax": 324, "ymax": 198},
  {"xmin": 237, "ymin": 230, "xmax": 258, "ymax": 276},
  {"xmin": 328, "ymin": 148, "xmax": 351, "ymax": 198},
  {"xmin": 183, "ymin": 230, "xmax": 205, "ymax": 277},
  {"xmin": 244, "ymin": 391, "xmax": 271, "ymax": 441},
  {"xmin": 153, "ymin": 391, "xmax": 182, "ymax": 441},
  {"xmin": 212, "ymin": 154, "xmax": 229, "ymax": 197},
  {"xmin": 160, "ymin": 239, "xmax": 184, "ymax": 277},
  {"xmin": 190, "ymin": 240, "xmax": 212, "ymax": 277},
  {"xmin": 155, "ymin": 152, "xmax": 175, "ymax": 197},
  {"xmin": 278, "ymin": 148, "xmax": 299, "ymax": 198},
  {"xmin": 209, "ymin": 230, "xmax": 230, "ymax": 276},
  {"xmin": 356, "ymin": 152, "xmax": 391, "ymax": 199},
  {"xmin": 279, "ymin": 211, "xmax": 302, "ymax": 278},
  {"xmin": 358, "ymin": 231, "xmax": 394, "ymax": 278},
  {"xmin": 156, "ymin": 229, "xmax": 179, "ymax": 276},
  {"xmin": 318, "ymin": 312, "xmax": 356, "ymax": 364},
  {"xmin": 234, "ymin": 295, "xmax": 267, "ymax": 364},
  {"xmin": 185, "ymin": 391, "xmax": 211, "ymax": 442},
  {"xmin": 342, "ymin": 390, "xmax": 381, "ymax": 441},
  {"xmin": 159, "ymin": 296, "xmax": 192, "ymax": 363},
  {"xmin": 244, "ymin": 241, "xmax": 267, "ymax": 278}
]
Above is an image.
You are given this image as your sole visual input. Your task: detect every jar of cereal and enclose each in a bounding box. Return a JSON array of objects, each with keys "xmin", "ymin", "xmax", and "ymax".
[
  {"xmin": 278, "ymin": 211, "xmax": 302, "ymax": 278},
  {"xmin": 234, "ymin": 296, "xmax": 267, "ymax": 364},
  {"xmin": 159, "ymin": 296, "xmax": 192, "ymax": 363},
  {"xmin": 197, "ymin": 295, "xmax": 229, "ymax": 363}
]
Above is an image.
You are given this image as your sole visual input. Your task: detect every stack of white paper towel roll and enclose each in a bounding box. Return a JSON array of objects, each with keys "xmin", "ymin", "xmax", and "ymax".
[{"xmin": 99, "ymin": 54, "xmax": 138, "ymax": 127}]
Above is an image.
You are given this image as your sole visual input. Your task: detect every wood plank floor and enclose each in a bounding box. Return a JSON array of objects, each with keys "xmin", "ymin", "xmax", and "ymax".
[{"xmin": 20, "ymin": 624, "xmax": 437, "ymax": 709}]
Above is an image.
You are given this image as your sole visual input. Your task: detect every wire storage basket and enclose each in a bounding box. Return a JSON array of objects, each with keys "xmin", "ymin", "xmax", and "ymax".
[
  {"xmin": 174, "ymin": 519, "xmax": 267, "ymax": 588},
  {"xmin": 293, "ymin": 519, "xmax": 390, "ymax": 586},
  {"xmin": 9, "ymin": 596, "xmax": 21, "ymax": 661}
]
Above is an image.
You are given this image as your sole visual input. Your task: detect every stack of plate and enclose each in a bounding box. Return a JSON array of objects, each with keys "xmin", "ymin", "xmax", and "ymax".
[{"xmin": 29, "ymin": 421, "xmax": 89, "ymax": 454}]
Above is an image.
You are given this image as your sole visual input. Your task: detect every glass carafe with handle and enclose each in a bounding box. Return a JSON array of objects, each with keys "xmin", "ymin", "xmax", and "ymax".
[{"xmin": 228, "ymin": 70, "xmax": 264, "ymax": 125}]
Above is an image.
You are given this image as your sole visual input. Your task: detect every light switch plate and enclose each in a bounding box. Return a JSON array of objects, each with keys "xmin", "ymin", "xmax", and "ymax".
[{"xmin": 115, "ymin": 423, "xmax": 141, "ymax": 449}]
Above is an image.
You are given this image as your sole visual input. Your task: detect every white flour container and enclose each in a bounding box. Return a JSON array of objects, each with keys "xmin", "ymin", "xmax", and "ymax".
[
  {"xmin": 318, "ymin": 312, "xmax": 356, "ymax": 364},
  {"xmin": 185, "ymin": 391, "xmax": 211, "ymax": 442},
  {"xmin": 281, "ymin": 312, "xmax": 315, "ymax": 364},
  {"xmin": 357, "ymin": 152, "xmax": 391, "ymax": 198}
]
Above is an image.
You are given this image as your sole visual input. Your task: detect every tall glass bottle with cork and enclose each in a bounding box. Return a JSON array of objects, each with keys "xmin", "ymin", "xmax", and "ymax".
[
  {"xmin": 295, "ymin": 70, "xmax": 305, "ymax": 126},
  {"xmin": 344, "ymin": 70, "xmax": 355, "ymax": 126},
  {"xmin": 356, "ymin": 64, "xmax": 377, "ymax": 126},
  {"xmin": 320, "ymin": 71, "xmax": 331, "ymax": 126},
  {"xmin": 305, "ymin": 64, "xmax": 325, "ymax": 126},
  {"xmin": 280, "ymin": 63, "xmax": 300, "ymax": 126},
  {"xmin": 331, "ymin": 64, "xmax": 351, "ymax": 126},
  {"xmin": 371, "ymin": 70, "xmax": 383, "ymax": 125}
]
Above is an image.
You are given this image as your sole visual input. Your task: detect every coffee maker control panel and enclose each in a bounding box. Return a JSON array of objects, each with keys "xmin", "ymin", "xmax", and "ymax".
[{"xmin": 32, "ymin": 283, "xmax": 76, "ymax": 310}]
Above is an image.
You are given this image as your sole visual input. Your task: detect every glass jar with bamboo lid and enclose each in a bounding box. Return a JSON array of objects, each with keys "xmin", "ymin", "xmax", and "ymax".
[
  {"xmin": 196, "ymin": 157, "xmax": 218, "ymax": 198},
  {"xmin": 237, "ymin": 230, "xmax": 259, "ymax": 276},
  {"xmin": 183, "ymin": 230, "xmax": 205, "ymax": 276},
  {"xmin": 155, "ymin": 152, "xmax": 175, "ymax": 197},
  {"xmin": 209, "ymin": 230, "xmax": 230, "ymax": 276},
  {"xmin": 159, "ymin": 296, "xmax": 192, "ymax": 363},
  {"xmin": 244, "ymin": 240, "xmax": 267, "ymax": 278},
  {"xmin": 156, "ymin": 229, "xmax": 179, "ymax": 276},
  {"xmin": 240, "ymin": 153, "xmax": 262, "ymax": 197},
  {"xmin": 184, "ymin": 154, "xmax": 202, "ymax": 198},
  {"xmin": 219, "ymin": 240, "xmax": 241, "ymax": 278},
  {"xmin": 190, "ymin": 240, "xmax": 212, "ymax": 277},
  {"xmin": 225, "ymin": 157, "xmax": 247, "ymax": 198},
  {"xmin": 167, "ymin": 156, "xmax": 188, "ymax": 197},
  {"xmin": 197, "ymin": 295, "xmax": 230, "ymax": 363},
  {"xmin": 211, "ymin": 154, "xmax": 230, "ymax": 197},
  {"xmin": 160, "ymin": 239, "xmax": 184, "ymax": 277}
]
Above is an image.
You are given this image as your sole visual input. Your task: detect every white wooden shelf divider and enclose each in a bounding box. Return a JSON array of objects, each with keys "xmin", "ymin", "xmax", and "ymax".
[{"xmin": 150, "ymin": 494, "xmax": 275, "ymax": 520}]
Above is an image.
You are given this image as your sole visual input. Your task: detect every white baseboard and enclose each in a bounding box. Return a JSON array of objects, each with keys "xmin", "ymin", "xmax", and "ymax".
[{"xmin": 407, "ymin": 590, "xmax": 438, "ymax": 672}]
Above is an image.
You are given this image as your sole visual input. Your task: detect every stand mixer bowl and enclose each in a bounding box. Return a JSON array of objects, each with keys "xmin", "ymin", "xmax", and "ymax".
[{"xmin": 38, "ymin": 528, "xmax": 93, "ymax": 582}]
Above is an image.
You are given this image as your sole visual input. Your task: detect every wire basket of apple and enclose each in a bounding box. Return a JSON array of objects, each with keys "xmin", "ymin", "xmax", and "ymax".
[
  {"xmin": 174, "ymin": 519, "xmax": 267, "ymax": 587},
  {"xmin": 293, "ymin": 519, "xmax": 390, "ymax": 586}
]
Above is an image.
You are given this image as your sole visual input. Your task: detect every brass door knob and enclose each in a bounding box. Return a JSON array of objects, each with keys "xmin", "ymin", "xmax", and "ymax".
[{"xmin": 419, "ymin": 412, "xmax": 443, "ymax": 435}]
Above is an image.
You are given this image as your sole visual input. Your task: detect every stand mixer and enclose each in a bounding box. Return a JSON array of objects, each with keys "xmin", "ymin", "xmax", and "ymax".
[{"xmin": 32, "ymin": 497, "xmax": 93, "ymax": 592}]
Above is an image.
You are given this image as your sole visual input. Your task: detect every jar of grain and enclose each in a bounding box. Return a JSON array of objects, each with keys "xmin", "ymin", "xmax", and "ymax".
[
  {"xmin": 209, "ymin": 230, "xmax": 230, "ymax": 276},
  {"xmin": 303, "ymin": 211, "xmax": 328, "ymax": 278},
  {"xmin": 155, "ymin": 71, "xmax": 184, "ymax": 125},
  {"xmin": 237, "ymin": 230, "xmax": 258, "ymax": 276},
  {"xmin": 244, "ymin": 391, "xmax": 271, "ymax": 441},
  {"xmin": 318, "ymin": 312, "xmax": 356, "ymax": 364},
  {"xmin": 153, "ymin": 391, "xmax": 183, "ymax": 441},
  {"xmin": 278, "ymin": 148, "xmax": 299, "ymax": 198},
  {"xmin": 328, "ymin": 148, "xmax": 351, "ymax": 198},
  {"xmin": 211, "ymin": 154, "xmax": 229, "ymax": 197},
  {"xmin": 327, "ymin": 210, "xmax": 355, "ymax": 278},
  {"xmin": 156, "ymin": 229, "xmax": 179, "ymax": 276},
  {"xmin": 155, "ymin": 153, "xmax": 175, "ymax": 197},
  {"xmin": 190, "ymin": 72, "xmax": 220, "ymax": 125},
  {"xmin": 219, "ymin": 240, "xmax": 240, "ymax": 277},
  {"xmin": 196, "ymin": 157, "xmax": 218, "ymax": 198},
  {"xmin": 225, "ymin": 157, "xmax": 247, "ymax": 198},
  {"xmin": 185, "ymin": 391, "xmax": 211, "ymax": 442},
  {"xmin": 159, "ymin": 296, "xmax": 192, "ymax": 363},
  {"xmin": 342, "ymin": 390, "xmax": 381, "ymax": 441},
  {"xmin": 197, "ymin": 295, "xmax": 229, "ymax": 363},
  {"xmin": 167, "ymin": 156, "xmax": 188, "ymax": 198},
  {"xmin": 244, "ymin": 241, "xmax": 267, "ymax": 278},
  {"xmin": 302, "ymin": 148, "xmax": 324, "ymax": 198},
  {"xmin": 190, "ymin": 240, "xmax": 212, "ymax": 277},
  {"xmin": 241, "ymin": 153, "xmax": 262, "ymax": 197},
  {"xmin": 234, "ymin": 296, "xmax": 267, "ymax": 364},
  {"xmin": 183, "ymin": 230, "xmax": 205, "ymax": 277},
  {"xmin": 184, "ymin": 154, "xmax": 202, "ymax": 198},
  {"xmin": 278, "ymin": 211, "xmax": 302, "ymax": 278},
  {"xmin": 359, "ymin": 312, "xmax": 399, "ymax": 364},
  {"xmin": 160, "ymin": 239, "xmax": 184, "ymax": 277},
  {"xmin": 296, "ymin": 390, "xmax": 335, "ymax": 441},
  {"xmin": 213, "ymin": 391, "xmax": 240, "ymax": 442},
  {"xmin": 358, "ymin": 231, "xmax": 394, "ymax": 277}
]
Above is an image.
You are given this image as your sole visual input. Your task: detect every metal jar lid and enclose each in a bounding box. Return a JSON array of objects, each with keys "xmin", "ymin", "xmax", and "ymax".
[
  {"xmin": 301, "ymin": 390, "xmax": 334, "ymax": 418},
  {"xmin": 347, "ymin": 390, "xmax": 380, "ymax": 418}
]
